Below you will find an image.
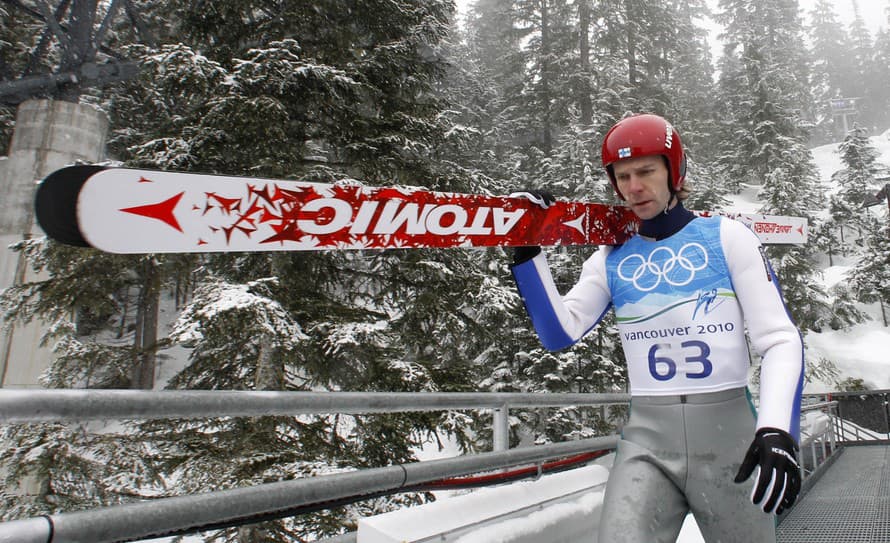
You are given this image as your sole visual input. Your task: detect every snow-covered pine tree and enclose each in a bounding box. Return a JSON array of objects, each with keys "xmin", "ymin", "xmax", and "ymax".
[
  {"xmin": 128, "ymin": 7, "xmax": 487, "ymax": 542},
  {"xmin": 459, "ymin": 0, "xmax": 633, "ymax": 447},
  {"xmin": 0, "ymin": 242, "xmax": 194, "ymax": 518},
  {"xmin": 828, "ymin": 124, "xmax": 882, "ymax": 248},
  {"xmin": 423, "ymin": 12, "xmax": 567, "ymax": 453},
  {"xmin": 650, "ymin": 0, "xmax": 730, "ymax": 211},
  {"xmin": 845, "ymin": 0, "xmax": 875, "ymax": 125},
  {"xmin": 0, "ymin": 418, "xmax": 163, "ymax": 521},
  {"xmin": 433, "ymin": 28, "xmax": 499, "ymax": 193},
  {"xmin": 136, "ymin": 274, "xmax": 432, "ymax": 541},
  {"xmin": 470, "ymin": 1, "xmax": 584, "ymax": 376},
  {"xmin": 714, "ymin": 0, "xmax": 828, "ymax": 332},
  {"xmin": 506, "ymin": 0, "xmax": 578, "ymax": 177},
  {"xmin": 866, "ymin": 8, "xmax": 890, "ymax": 132},
  {"xmin": 3, "ymin": 0, "xmax": 503, "ymax": 539},
  {"xmin": 852, "ymin": 217, "xmax": 890, "ymax": 327},
  {"xmin": 807, "ymin": 0, "xmax": 859, "ymax": 143},
  {"xmin": 826, "ymin": 282, "xmax": 868, "ymax": 331},
  {"xmin": 712, "ymin": 47, "xmax": 751, "ymax": 194},
  {"xmin": 666, "ymin": 1, "xmax": 719, "ymax": 151},
  {"xmin": 463, "ymin": 0, "xmax": 531, "ymax": 172}
]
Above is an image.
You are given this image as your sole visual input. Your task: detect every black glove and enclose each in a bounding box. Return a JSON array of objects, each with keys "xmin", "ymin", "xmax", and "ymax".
[
  {"xmin": 509, "ymin": 189, "xmax": 555, "ymax": 264},
  {"xmin": 509, "ymin": 189, "xmax": 556, "ymax": 209},
  {"xmin": 734, "ymin": 427, "xmax": 801, "ymax": 515},
  {"xmin": 512, "ymin": 245, "xmax": 541, "ymax": 264}
]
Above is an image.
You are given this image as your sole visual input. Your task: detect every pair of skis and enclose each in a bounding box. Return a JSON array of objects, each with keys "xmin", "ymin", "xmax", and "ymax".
[{"xmin": 35, "ymin": 166, "xmax": 808, "ymax": 254}]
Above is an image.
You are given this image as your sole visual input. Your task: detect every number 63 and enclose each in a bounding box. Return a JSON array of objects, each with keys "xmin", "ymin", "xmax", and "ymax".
[{"xmin": 648, "ymin": 341, "xmax": 713, "ymax": 381}]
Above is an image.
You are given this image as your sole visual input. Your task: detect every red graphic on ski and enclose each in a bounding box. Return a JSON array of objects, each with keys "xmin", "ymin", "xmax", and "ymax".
[{"xmin": 120, "ymin": 192, "xmax": 185, "ymax": 233}]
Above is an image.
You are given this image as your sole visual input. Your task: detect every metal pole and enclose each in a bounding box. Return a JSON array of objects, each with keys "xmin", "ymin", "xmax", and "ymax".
[
  {"xmin": 810, "ymin": 441, "xmax": 817, "ymax": 476},
  {"xmin": 0, "ymin": 390, "xmax": 630, "ymax": 423},
  {"xmin": 492, "ymin": 405, "xmax": 509, "ymax": 451},
  {"xmin": 828, "ymin": 407, "xmax": 837, "ymax": 454},
  {"xmin": 0, "ymin": 517, "xmax": 50, "ymax": 543},
  {"xmin": 0, "ymin": 435, "xmax": 619, "ymax": 543},
  {"xmin": 828, "ymin": 403, "xmax": 837, "ymax": 454},
  {"xmin": 882, "ymin": 393, "xmax": 889, "ymax": 434},
  {"xmin": 1, "ymin": 100, "xmax": 108, "ymax": 388}
]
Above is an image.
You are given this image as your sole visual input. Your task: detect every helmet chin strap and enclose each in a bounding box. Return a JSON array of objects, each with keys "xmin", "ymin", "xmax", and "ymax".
[
  {"xmin": 663, "ymin": 187, "xmax": 677, "ymax": 215},
  {"xmin": 662, "ymin": 164, "xmax": 679, "ymax": 215}
]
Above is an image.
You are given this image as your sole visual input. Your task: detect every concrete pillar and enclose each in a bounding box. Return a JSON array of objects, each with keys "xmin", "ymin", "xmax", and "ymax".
[{"xmin": 0, "ymin": 99, "xmax": 108, "ymax": 387}]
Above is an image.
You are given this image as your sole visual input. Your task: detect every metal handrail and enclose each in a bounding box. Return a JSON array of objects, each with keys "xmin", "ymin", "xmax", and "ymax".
[
  {"xmin": 0, "ymin": 389, "xmax": 627, "ymax": 541},
  {"xmin": 804, "ymin": 400, "xmax": 886, "ymax": 443},
  {"xmin": 798, "ymin": 401, "xmax": 838, "ymax": 483},
  {"xmin": 3, "ymin": 390, "xmax": 877, "ymax": 541},
  {"xmin": 0, "ymin": 434, "xmax": 619, "ymax": 543},
  {"xmin": 0, "ymin": 389, "xmax": 631, "ymax": 423},
  {"xmin": 801, "ymin": 401, "xmax": 837, "ymax": 413},
  {"xmin": 834, "ymin": 418, "xmax": 886, "ymax": 442}
]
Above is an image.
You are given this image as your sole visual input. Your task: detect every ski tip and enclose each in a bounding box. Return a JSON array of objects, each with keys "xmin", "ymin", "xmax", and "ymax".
[{"xmin": 34, "ymin": 165, "xmax": 107, "ymax": 248}]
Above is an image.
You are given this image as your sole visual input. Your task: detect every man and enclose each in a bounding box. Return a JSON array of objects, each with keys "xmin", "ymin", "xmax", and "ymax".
[{"xmin": 510, "ymin": 113, "xmax": 805, "ymax": 542}]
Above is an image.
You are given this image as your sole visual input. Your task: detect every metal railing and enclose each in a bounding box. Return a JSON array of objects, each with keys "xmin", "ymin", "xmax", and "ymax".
[
  {"xmin": 5, "ymin": 389, "xmax": 876, "ymax": 542},
  {"xmin": 833, "ymin": 416, "xmax": 887, "ymax": 443},
  {"xmin": 798, "ymin": 401, "xmax": 839, "ymax": 483},
  {"xmin": 794, "ymin": 398, "xmax": 887, "ymax": 488},
  {"xmin": 0, "ymin": 389, "xmax": 628, "ymax": 543},
  {"xmin": 0, "ymin": 389, "xmax": 629, "ymax": 452},
  {"xmin": 0, "ymin": 435, "xmax": 619, "ymax": 543},
  {"xmin": 803, "ymin": 390, "xmax": 890, "ymax": 439}
]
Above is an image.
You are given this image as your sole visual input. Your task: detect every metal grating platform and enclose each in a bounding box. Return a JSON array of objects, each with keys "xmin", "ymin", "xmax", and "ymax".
[{"xmin": 778, "ymin": 446, "xmax": 890, "ymax": 542}]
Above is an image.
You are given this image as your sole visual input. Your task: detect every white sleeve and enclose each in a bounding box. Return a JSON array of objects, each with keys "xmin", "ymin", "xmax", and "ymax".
[
  {"xmin": 722, "ymin": 219, "xmax": 805, "ymax": 439},
  {"xmin": 511, "ymin": 248, "xmax": 613, "ymax": 351}
]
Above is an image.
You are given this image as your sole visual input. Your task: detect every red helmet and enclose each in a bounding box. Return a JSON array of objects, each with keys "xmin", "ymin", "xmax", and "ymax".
[{"xmin": 601, "ymin": 114, "xmax": 687, "ymax": 200}]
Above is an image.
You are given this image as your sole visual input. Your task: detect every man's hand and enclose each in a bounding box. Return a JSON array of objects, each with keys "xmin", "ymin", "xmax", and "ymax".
[
  {"xmin": 509, "ymin": 189, "xmax": 556, "ymax": 209},
  {"xmin": 509, "ymin": 190, "xmax": 555, "ymax": 264},
  {"xmin": 734, "ymin": 427, "xmax": 801, "ymax": 515}
]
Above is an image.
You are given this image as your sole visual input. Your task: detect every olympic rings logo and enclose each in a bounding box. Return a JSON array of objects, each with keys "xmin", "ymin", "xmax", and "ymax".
[{"xmin": 617, "ymin": 243, "xmax": 708, "ymax": 292}]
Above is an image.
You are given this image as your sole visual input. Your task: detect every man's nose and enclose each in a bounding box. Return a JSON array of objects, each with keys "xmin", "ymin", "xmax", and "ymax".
[{"xmin": 625, "ymin": 175, "xmax": 644, "ymax": 193}]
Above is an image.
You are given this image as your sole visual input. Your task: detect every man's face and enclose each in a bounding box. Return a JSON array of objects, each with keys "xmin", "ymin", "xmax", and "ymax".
[{"xmin": 613, "ymin": 155, "xmax": 673, "ymax": 220}]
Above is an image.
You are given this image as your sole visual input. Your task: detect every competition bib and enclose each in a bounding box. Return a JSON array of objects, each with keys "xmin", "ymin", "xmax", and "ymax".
[{"xmin": 607, "ymin": 218, "xmax": 750, "ymax": 395}]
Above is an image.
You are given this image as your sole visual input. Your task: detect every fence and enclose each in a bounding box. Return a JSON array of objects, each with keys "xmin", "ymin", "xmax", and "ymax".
[
  {"xmin": 2, "ymin": 388, "xmax": 884, "ymax": 542},
  {"xmin": 0, "ymin": 389, "xmax": 628, "ymax": 543},
  {"xmin": 798, "ymin": 401, "xmax": 838, "ymax": 486},
  {"xmin": 793, "ymin": 393, "xmax": 890, "ymax": 505},
  {"xmin": 803, "ymin": 390, "xmax": 890, "ymax": 442}
]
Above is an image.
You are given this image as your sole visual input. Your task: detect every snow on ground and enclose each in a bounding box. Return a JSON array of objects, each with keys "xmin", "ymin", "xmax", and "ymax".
[
  {"xmin": 724, "ymin": 132, "xmax": 890, "ymax": 393},
  {"xmin": 806, "ymin": 258, "xmax": 890, "ymax": 392},
  {"xmin": 806, "ymin": 321, "xmax": 890, "ymax": 392},
  {"xmin": 813, "ymin": 127, "xmax": 890, "ymax": 191},
  {"xmin": 800, "ymin": 131, "xmax": 890, "ymax": 392},
  {"xmin": 450, "ymin": 491, "xmax": 604, "ymax": 543}
]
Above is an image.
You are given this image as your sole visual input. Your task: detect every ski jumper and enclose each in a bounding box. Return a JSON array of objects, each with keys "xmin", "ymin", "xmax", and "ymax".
[{"xmin": 511, "ymin": 204, "xmax": 804, "ymax": 543}]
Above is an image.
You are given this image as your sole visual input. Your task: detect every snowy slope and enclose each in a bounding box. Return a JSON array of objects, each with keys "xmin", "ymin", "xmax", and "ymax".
[
  {"xmin": 724, "ymin": 130, "xmax": 890, "ymax": 392},
  {"xmin": 800, "ymin": 130, "xmax": 890, "ymax": 392}
]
